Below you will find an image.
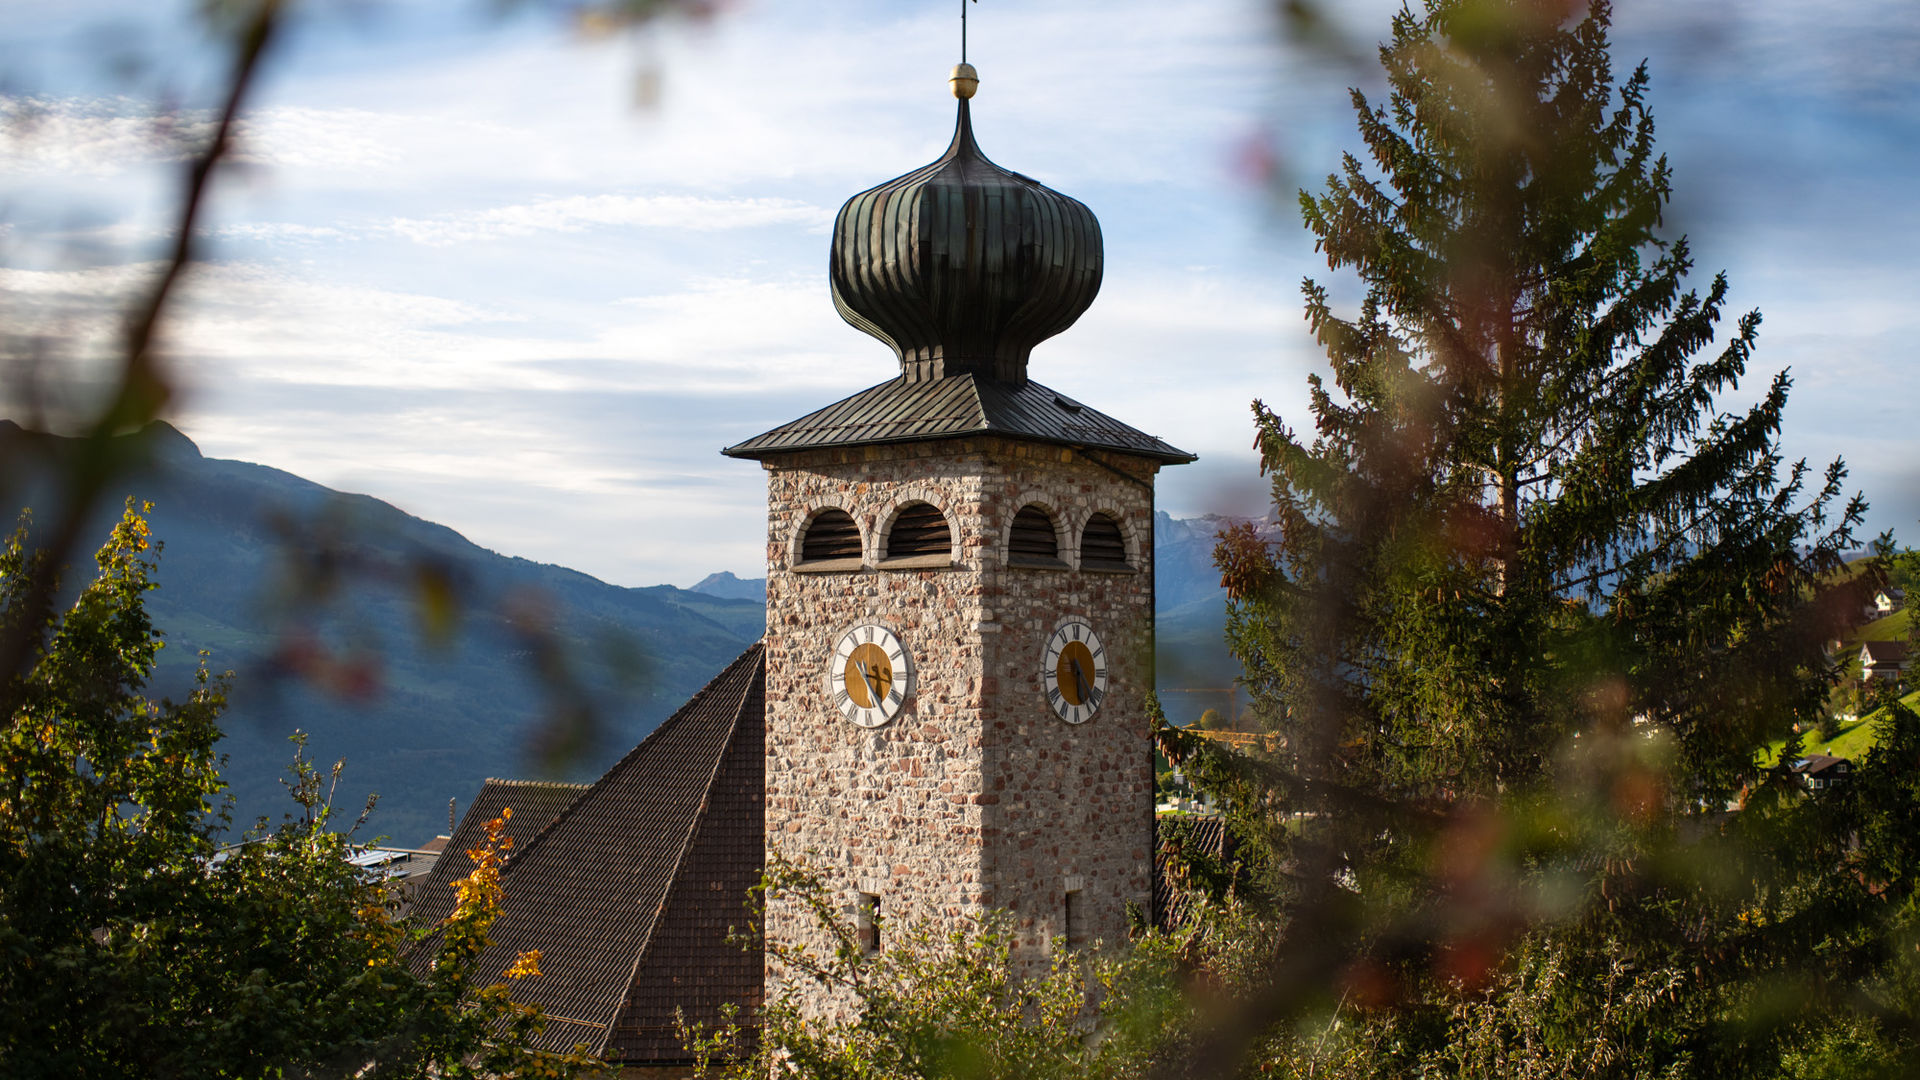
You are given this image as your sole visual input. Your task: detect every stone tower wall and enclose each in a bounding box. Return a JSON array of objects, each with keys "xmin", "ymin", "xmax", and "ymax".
[{"xmin": 759, "ymin": 435, "xmax": 1158, "ymax": 1015}]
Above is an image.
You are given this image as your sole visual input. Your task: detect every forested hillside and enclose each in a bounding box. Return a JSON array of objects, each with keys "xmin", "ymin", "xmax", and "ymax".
[{"xmin": 2, "ymin": 420, "xmax": 764, "ymax": 844}]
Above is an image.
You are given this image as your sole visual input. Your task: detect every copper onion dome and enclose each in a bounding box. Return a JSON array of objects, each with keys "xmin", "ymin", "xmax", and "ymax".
[{"xmin": 828, "ymin": 67, "xmax": 1103, "ymax": 387}]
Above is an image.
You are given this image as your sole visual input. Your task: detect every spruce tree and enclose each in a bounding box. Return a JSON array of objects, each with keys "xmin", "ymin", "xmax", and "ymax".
[
  {"xmin": 1166, "ymin": 5, "xmax": 1894, "ymax": 1071},
  {"xmin": 1220, "ymin": 0, "xmax": 1864, "ymax": 814}
]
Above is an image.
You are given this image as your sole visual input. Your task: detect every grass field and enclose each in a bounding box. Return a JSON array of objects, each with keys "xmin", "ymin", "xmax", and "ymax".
[
  {"xmin": 1766, "ymin": 687, "xmax": 1920, "ymax": 765},
  {"xmin": 1843, "ymin": 607, "xmax": 1912, "ymax": 650}
]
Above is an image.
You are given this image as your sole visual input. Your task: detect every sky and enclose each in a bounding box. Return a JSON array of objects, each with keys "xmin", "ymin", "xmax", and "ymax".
[{"xmin": 2, "ymin": 0, "xmax": 1917, "ymax": 588}]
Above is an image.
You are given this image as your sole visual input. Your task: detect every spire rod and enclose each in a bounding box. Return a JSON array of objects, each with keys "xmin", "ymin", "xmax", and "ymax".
[
  {"xmin": 959, "ymin": 0, "xmax": 984, "ymax": 64},
  {"xmin": 952, "ymin": 0, "xmax": 979, "ymax": 99}
]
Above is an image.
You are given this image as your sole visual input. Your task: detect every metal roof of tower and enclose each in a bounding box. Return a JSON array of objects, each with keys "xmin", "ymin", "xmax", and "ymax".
[{"xmin": 722, "ymin": 373, "xmax": 1193, "ymax": 463}]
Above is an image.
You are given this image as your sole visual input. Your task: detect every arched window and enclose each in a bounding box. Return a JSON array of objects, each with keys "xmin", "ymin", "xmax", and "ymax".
[
  {"xmin": 1007, "ymin": 504, "xmax": 1061, "ymax": 566},
  {"xmin": 800, "ymin": 508, "xmax": 861, "ymax": 562},
  {"xmin": 885, "ymin": 502, "xmax": 951, "ymax": 560},
  {"xmin": 1080, "ymin": 513, "xmax": 1130, "ymax": 571}
]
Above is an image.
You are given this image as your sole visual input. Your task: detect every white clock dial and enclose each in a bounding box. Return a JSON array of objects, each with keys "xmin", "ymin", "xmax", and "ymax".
[
  {"xmin": 1041, "ymin": 617, "xmax": 1107, "ymax": 724},
  {"xmin": 828, "ymin": 623, "xmax": 913, "ymax": 728}
]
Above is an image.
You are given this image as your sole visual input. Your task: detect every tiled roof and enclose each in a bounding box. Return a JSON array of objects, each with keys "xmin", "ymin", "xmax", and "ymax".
[
  {"xmin": 411, "ymin": 778, "xmax": 589, "ymax": 926},
  {"xmin": 1153, "ymin": 815, "xmax": 1230, "ymax": 930},
  {"xmin": 1791, "ymin": 753, "xmax": 1851, "ymax": 776},
  {"xmin": 1863, "ymin": 640, "xmax": 1910, "ymax": 663},
  {"xmin": 722, "ymin": 374, "xmax": 1194, "ymax": 464},
  {"xmin": 605, "ymin": 659, "xmax": 765, "ymax": 1062},
  {"xmin": 418, "ymin": 644, "xmax": 766, "ymax": 1063}
]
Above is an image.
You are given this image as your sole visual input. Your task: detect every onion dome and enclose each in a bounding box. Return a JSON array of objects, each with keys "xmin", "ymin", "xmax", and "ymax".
[{"xmin": 829, "ymin": 65, "xmax": 1103, "ymax": 386}]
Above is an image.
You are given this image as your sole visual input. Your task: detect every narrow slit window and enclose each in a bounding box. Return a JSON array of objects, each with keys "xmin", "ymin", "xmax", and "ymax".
[
  {"xmin": 1008, "ymin": 505, "xmax": 1059, "ymax": 563},
  {"xmin": 801, "ymin": 509, "xmax": 861, "ymax": 562},
  {"xmin": 1064, "ymin": 890, "xmax": 1081, "ymax": 949},
  {"xmin": 1080, "ymin": 513, "xmax": 1129, "ymax": 569},
  {"xmin": 885, "ymin": 502, "xmax": 951, "ymax": 559},
  {"xmin": 859, "ymin": 893, "xmax": 881, "ymax": 954}
]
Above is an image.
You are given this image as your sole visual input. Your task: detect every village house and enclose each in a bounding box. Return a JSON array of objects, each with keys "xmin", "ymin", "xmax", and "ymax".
[
  {"xmin": 1869, "ymin": 587, "xmax": 1906, "ymax": 619},
  {"xmin": 1789, "ymin": 753, "xmax": 1853, "ymax": 792},
  {"xmin": 1861, "ymin": 640, "xmax": 1910, "ymax": 684}
]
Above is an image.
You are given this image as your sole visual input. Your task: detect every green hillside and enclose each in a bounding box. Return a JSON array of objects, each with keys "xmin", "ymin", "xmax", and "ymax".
[
  {"xmin": 1769, "ymin": 688, "xmax": 1920, "ymax": 765},
  {"xmin": 1844, "ymin": 607, "xmax": 1912, "ymax": 649}
]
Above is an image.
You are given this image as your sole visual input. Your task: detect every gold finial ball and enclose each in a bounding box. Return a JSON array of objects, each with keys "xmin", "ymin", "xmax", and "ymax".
[{"xmin": 949, "ymin": 62, "xmax": 979, "ymax": 100}]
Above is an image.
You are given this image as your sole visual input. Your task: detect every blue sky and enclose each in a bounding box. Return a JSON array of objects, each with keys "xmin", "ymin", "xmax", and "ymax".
[{"xmin": 3, "ymin": 0, "xmax": 1916, "ymax": 587}]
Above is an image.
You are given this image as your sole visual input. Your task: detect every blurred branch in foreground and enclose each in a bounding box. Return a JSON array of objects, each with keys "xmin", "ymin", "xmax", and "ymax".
[
  {"xmin": 1, "ymin": 0, "xmax": 718, "ymax": 808},
  {"xmin": 0, "ymin": 0, "xmax": 281, "ymax": 717}
]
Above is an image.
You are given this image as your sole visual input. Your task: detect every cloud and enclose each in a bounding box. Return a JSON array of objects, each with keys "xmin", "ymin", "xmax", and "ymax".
[
  {"xmin": 0, "ymin": 96, "xmax": 465, "ymax": 180},
  {"xmin": 235, "ymin": 106, "xmax": 409, "ymax": 173},
  {"xmin": 10, "ymin": 0, "xmax": 1920, "ymax": 584},
  {"xmin": 0, "ymin": 259, "xmax": 869, "ymax": 398},
  {"xmin": 212, "ymin": 222, "xmax": 346, "ymax": 243},
  {"xmin": 386, "ymin": 193, "xmax": 832, "ymax": 246},
  {"xmin": 0, "ymin": 95, "xmax": 214, "ymax": 176},
  {"xmin": 0, "ymin": 262, "xmax": 154, "ymax": 372},
  {"xmin": 176, "ymin": 380, "xmax": 777, "ymax": 588},
  {"xmin": 0, "ymin": 247, "xmax": 1308, "ymax": 584}
]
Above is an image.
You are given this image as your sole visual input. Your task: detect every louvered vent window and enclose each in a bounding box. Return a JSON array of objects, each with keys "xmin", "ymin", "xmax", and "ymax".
[
  {"xmin": 886, "ymin": 502, "xmax": 951, "ymax": 559},
  {"xmin": 1008, "ymin": 505, "xmax": 1059, "ymax": 564},
  {"xmin": 800, "ymin": 509, "xmax": 861, "ymax": 562},
  {"xmin": 1080, "ymin": 513, "xmax": 1130, "ymax": 569}
]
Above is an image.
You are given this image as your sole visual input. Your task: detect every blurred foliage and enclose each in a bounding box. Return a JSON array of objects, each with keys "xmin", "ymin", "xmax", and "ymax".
[
  {"xmin": 1156, "ymin": 811, "xmax": 1270, "ymax": 916},
  {"xmin": 684, "ymin": 852, "xmax": 1196, "ymax": 1080},
  {"xmin": 9, "ymin": 0, "xmax": 1920, "ymax": 1075},
  {"xmin": 1882, "ymin": 538, "xmax": 1920, "ymax": 597},
  {"xmin": 1152, "ymin": 0, "xmax": 1916, "ymax": 1076},
  {"xmin": 0, "ymin": 502, "xmax": 602, "ymax": 1075}
]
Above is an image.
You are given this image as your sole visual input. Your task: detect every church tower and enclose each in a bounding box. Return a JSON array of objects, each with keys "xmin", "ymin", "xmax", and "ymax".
[{"xmin": 725, "ymin": 63, "xmax": 1192, "ymax": 1009}]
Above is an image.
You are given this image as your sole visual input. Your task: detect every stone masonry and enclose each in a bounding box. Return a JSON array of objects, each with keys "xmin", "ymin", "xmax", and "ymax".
[{"xmin": 759, "ymin": 434, "xmax": 1161, "ymax": 1015}]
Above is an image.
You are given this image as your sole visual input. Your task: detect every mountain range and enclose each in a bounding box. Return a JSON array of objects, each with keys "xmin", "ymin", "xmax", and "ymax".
[{"xmin": 1, "ymin": 421, "xmax": 1240, "ymax": 844}]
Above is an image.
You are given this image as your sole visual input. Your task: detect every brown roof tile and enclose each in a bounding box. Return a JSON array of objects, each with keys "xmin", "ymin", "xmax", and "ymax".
[
  {"xmin": 450, "ymin": 644, "xmax": 766, "ymax": 1061},
  {"xmin": 1153, "ymin": 814, "xmax": 1230, "ymax": 930},
  {"xmin": 412, "ymin": 777, "xmax": 590, "ymax": 928},
  {"xmin": 607, "ymin": 657, "xmax": 764, "ymax": 1062},
  {"xmin": 1863, "ymin": 640, "xmax": 1910, "ymax": 664}
]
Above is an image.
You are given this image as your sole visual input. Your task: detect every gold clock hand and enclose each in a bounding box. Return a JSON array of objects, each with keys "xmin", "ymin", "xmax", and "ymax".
[{"xmin": 855, "ymin": 659, "xmax": 884, "ymax": 704}]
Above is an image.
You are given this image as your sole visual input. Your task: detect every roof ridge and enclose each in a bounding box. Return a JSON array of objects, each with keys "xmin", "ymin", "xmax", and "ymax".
[
  {"xmin": 503, "ymin": 642, "xmax": 766, "ymax": 872},
  {"xmin": 601, "ymin": 647, "xmax": 765, "ymax": 1056},
  {"xmin": 481, "ymin": 777, "xmax": 594, "ymax": 789}
]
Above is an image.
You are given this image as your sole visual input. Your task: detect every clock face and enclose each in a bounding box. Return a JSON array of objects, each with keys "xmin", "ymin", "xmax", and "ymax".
[
  {"xmin": 829, "ymin": 624, "xmax": 912, "ymax": 728},
  {"xmin": 1042, "ymin": 617, "xmax": 1107, "ymax": 724}
]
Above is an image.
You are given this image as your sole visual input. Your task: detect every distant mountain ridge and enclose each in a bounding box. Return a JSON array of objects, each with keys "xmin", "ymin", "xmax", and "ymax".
[
  {"xmin": 2, "ymin": 420, "xmax": 1245, "ymax": 840},
  {"xmin": 689, "ymin": 571, "xmax": 766, "ymax": 602},
  {"xmin": 1, "ymin": 420, "xmax": 766, "ymax": 845}
]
